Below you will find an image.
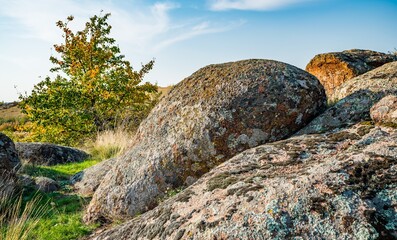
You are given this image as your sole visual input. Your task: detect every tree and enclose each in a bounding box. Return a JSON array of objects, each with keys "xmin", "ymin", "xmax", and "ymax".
[{"xmin": 19, "ymin": 13, "xmax": 158, "ymax": 146}]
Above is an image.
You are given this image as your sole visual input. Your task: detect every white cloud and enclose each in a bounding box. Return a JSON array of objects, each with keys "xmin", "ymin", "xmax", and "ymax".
[
  {"xmin": 208, "ymin": 0, "xmax": 312, "ymax": 11},
  {"xmin": 0, "ymin": 0, "xmax": 240, "ymax": 53}
]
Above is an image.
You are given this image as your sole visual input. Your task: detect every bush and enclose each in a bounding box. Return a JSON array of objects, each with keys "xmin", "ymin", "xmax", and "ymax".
[{"xmin": 19, "ymin": 13, "xmax": 158, "ymax": 146}]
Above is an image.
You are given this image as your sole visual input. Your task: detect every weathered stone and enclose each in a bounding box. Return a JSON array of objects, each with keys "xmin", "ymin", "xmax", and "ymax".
[
  {"xmin": 34, "ymin": 177, "xmax": 59, "ymax": 193},
  {"xmin": 71, "ymin": 158, "xmax": 116, "ymax": 197},
  {"xmin": 0, "ymin": 133, "xmax": 21, "ymax": 171},
  {"xmin": 306, "ymin": 49, "xmax": 397, "ymax": 97},
  {"xmin": 90, "ymin": 123, "xmax": 397, "ymax": 240},
  {"xmin": 298, "ymin": 61, "xmax": 397, "ymax": 135},
  {"xmin": 0, "ymin": 133, "xmax": 20, "ymax": 198},
  {"xmin": 330, "ymin": 61, "xmax": 397, "ymax": 102},
  {"xmin": 370, "ymin": 94, "xmax": 397, "ymax": 126},
  {"xmin": 84, "ymin": 59, "xmax": 326, "ymax": 223},
  {"xmin": 16, "ymin": 142, "xmax": 90, "ymax": 166}
]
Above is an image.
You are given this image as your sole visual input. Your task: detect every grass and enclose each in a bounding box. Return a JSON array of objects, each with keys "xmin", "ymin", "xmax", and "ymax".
[
  {"xmin": 0, "ymin": 106, "xmax": 25, "ymax": 121},
  {"xmin": 0, "ymin": 194, "xmax": 46, "ymax": 240},
  {"xmin": 12, "ymin": 158, "xmax": 102, "ymax": 240},
  {"xmin": 88, "ymin": 128, "xmax": 134, "ymax": 160},
  {"xmin": 21, "ymin": 159, "xmax": 101, "ymax": 182},
  {"xmin": 21, "ymin": 189, "xmax": 98, "ymax": 240}
]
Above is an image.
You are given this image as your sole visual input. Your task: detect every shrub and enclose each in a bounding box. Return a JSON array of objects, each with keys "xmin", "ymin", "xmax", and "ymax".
[{"xmin": 19, "ymin": 13, "xmax": 158, "ymax": 146}]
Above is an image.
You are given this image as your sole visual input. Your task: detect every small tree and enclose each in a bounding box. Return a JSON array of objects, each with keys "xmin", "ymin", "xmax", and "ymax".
[{"xmin": 20, "ymin": 13, "xmax": 158, "ymax": 146}]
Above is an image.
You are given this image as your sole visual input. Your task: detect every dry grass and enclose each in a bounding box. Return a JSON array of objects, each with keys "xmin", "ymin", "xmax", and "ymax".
[
  {"xmin": 0, "ymin": 174, "xmax": 46, "ymax": 240},
  {"xmin": 0, "ymin": 194, "xmax": 46, "ymax": 240},
  {"xmin": 158, "ymin": 86, "xmax": 173, "ymax": 98},
  {"xmin": 89, "ymin": 127, "xmax": 135, "ymax": 160},
  {"xmin": 0, "ymin": 106, "xmax": 24, "ymax": 121}
]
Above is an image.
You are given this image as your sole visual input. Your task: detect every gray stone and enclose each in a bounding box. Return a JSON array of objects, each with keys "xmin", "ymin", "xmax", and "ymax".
[
  {"xmin": 16, "ymin": 142, "xmax": 90, "ymax": 166},
  {"xmin": 0, "ymin": 133, "xmax": 20, "ymax": 198},
  {"xmin": 84, "ymin": 59, "xmax": 326, "ymax": 223},
  {"xmin": 89, "ymin": 123, "xmax": 397, "ymax": 240},
  {"xmin": 370, "ymin": 94, "xmax": 397, "ymax": 126},
  {"xmin": 298, "ymin": 61, "xmax": 397, "ymax": 135},
  {"xmin": 34, "ymin": 176, "xmax": 59, "ymax": 193},
  {"xmin": 71, "ymin": 158, "xmax": 116, "ymax": 197}
]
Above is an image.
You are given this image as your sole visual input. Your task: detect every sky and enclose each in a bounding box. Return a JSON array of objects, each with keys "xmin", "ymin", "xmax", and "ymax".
[{"xmin": 0, "ymin": 0, "xmax": 396, "ymax": 102}]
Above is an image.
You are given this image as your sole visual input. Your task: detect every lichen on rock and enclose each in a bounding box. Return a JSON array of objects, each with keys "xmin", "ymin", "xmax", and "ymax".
[
  {"xmin": 306, "ymin": 49, "xmax": 397, "ymax": 97},
  {"xmin": 84, "ymin": 59, "xmax": 326, "ymax": 223}
]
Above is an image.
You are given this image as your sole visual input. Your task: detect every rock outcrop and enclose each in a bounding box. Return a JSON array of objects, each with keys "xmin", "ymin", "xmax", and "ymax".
[
  {"xmin": 15, "ymin": 142, "xmax": 89, "ymax": 166},
  {"xmin": 71, "ymin": 158, "xmax": 116, "ymax": 197},
  {"xmin": 306, "ymin": 49, "xmax": 397, "ymax": 97},
  {"xmin": 0, "ymin": 133, "xmax": 21, "ymax": 198},
  {"xmin": 371, "ymin": 94, "xmax": 397, "ymax": 126},
  {"xmin": 90, "ymin": 121, "xmax": 397, "ymax": 240},
  {"xmin": 84, "ymin": 59, "xmax": 326, "ymax": 223},
  {"xmin": 330, "ymin": 61, "xmax": 397, "ymax": 102},
  {"xmin": 298, "ymin": 61, "xmax": 397, "ymax": 135}
]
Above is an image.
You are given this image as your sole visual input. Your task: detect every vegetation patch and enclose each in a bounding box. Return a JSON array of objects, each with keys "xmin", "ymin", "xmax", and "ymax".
[
  {"xmin": 207, "ymin": 172, "xmax": 239, "ymax": 191},
  {"xmin": 2, "ymin": 158, "xmax": 103, "ymax": 240}
]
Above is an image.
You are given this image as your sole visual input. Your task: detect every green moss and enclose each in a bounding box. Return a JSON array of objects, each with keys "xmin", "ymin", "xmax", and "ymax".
[
  {"xmin": 381, "ymin": 122, "xmax": 397, "ymax": 129},
  {"xmin": 360, "ymin": 121, "xmax": 375, "ymax": 126},
  {"xmin": 207, "ymin": 172, "xmax": 239, "ymax": 191}
]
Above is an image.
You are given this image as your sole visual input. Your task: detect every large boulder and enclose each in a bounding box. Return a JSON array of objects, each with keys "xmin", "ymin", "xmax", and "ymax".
[
  {"xmin": 306, "ymin": 49, "xmax": 397, "ymax": 97},
  {"xmin": 298, "ymin": 61, "xmax": 397, "ymax": 135},
  {"xmin": 90, "ymin": 122, "xmax": 397, "ymax": 240},
  {"xmin": 70, "ymin": 158, "xmax": 116, "ymax": 197},
  {"xmin": 0, "ymin": 133, "xmax": 21, "ymax": 198},
  {"xmin": 84, "ymin": 59, "xmax": 326, "ymax": 222},
  {"xmin": 15, "ymin": 142, "xmax": 90, "ymax": 166}
]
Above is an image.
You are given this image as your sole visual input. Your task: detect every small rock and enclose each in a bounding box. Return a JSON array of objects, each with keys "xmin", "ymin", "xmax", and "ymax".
[{"xmin": 34, "ymin": 177, "xmax": 59, "ymax": 193}]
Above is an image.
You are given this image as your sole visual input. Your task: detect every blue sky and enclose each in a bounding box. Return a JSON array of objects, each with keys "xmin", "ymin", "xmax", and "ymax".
[{"xmin": 0, "ymin": 0, "xmax": 396, "ymax": 102}]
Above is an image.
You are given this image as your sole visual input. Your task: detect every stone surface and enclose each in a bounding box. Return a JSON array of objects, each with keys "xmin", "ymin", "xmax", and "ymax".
[
  {"xmin": 370, "ymin": 94, "xmax": 397, "ymax": 126},
  {"xmin": 71, "ymin": 158, "xmax": 116, "ymax": 197},
  {"xmin": 0, "ymin": 133, "xmax": 21, "ymax": 198},
  {"xmin": 298, "ymin": 61, "xmax": 397, "ymax": 135},
  {"xmin": 0, "ymin": 133, "xmax": 21, "ymax": 171},
  {"xmin": 84, "ymin": 59, "xmax": 326, "ymax": 223},
  {"xmin": 90, "ymin": 122, "xmax": 397, "ymax": 240},
  {"xmin": 306, "ymin": 49, "xmax": 397, "ymax": 97},
  {"xmin": 15, "ymin": 142, "xmax": 90, "ymax": 166},
  {"xmin": 34, "ymin": 176, "xmax": 59, "ymax": 193},
  {"xmin": 330, "ymin": 61, "xmax": 397, "ymax": 103}
]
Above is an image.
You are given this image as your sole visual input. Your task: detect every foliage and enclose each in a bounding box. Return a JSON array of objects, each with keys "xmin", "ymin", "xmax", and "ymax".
[{"xmin": 19, "ymin": 13, "xmax": 158, "ymax": 146}]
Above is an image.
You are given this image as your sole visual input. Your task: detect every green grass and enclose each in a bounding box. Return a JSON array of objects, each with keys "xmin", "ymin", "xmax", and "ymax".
[
  {"xmin": 21, "ymin": 159, "xmax": 101, "ymax": 181},
  {"xmin": 17, "ymin": 159, "xmax": 102, "ymax": 240}
]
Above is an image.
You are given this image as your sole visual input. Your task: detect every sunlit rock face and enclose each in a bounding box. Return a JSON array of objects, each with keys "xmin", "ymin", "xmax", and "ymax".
[{"xmin": 84, "ymin": 59, "xmax": 326, "ymax": 223}]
